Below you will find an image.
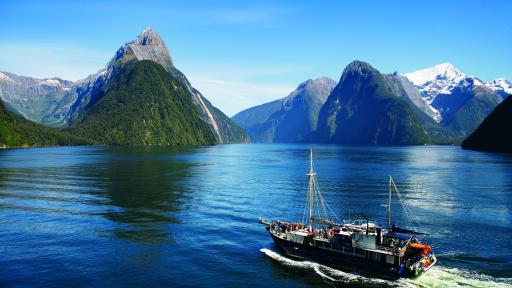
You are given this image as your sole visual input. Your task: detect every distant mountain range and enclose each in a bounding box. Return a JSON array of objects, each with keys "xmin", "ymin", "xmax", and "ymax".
[
  {"xmin": 232, "ymin": 77, "xmax": 337, "ymax": 143},
  {"xmin": 233, "ymin": 61, "xmax": 510, "ymax": 145},
  {"xmin": 0, "ymin": 28, "xmax": 248, "ymax": 146},
  {"xmin": 1, "ymin": 30, "xmax": 510, "ymax": 148},
  {"xmin": 0, "ymin": 72, "xmax": 74, "ymax": 125},
  {"xmin": 403, "ymin": 63, "xmax": 505, "ymax": 138}
]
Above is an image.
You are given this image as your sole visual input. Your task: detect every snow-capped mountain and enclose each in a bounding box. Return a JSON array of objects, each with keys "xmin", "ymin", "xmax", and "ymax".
[
  {"xmin": 485, "ymin": 78, "xmax": 512, "ymax": 99},
  {"xmin": 404, "ymin": 63, "xmax": 481, "ymax": 102},
  {"xmin": 403, "ymin": 63, "xmax": 509, "ymax": 124}
]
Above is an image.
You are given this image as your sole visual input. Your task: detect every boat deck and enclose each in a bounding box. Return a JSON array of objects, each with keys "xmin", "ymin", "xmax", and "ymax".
[{"xmin": 270, "ymin": 224, "xmax": 404, "ymax": 256}]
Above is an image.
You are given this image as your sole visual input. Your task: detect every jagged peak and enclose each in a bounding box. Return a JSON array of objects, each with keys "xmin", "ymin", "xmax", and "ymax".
[
  {"xmin": 0, "ymin": 71, "xmax": 13, "ymax": 82},
  {"xmin": 433, "ymin": 63, "xmax": 463, "ymax": 79},
  {"xmin": 343, "ymin": 60, "xmax": 378, "ymax": 75},
  {"xmin": 296, "ymin": 77, "xmax": 337, "ymax": 90},
  {"xmin": 339, "ymin": 60, "xmax": 379, "ymax": 83},
  {"xmin": 433, "ymin": 62, "xmax": 458, "ymax": 71},
  {"xmin": 488, "ymin": 78, "xmax": 511, "ymax": 85},
  {"xmin": 142, "ymin": 26, "xmax": 153, "ymax": 34},
  {"xmin": 486, "ymin": 77, "xmax": 512, "ymax": 95},
  {"xmin": 134, "ymin": 27, "xmax": 162, "ymax": 46},
  {"xmin": 345, "ymin": 60, "xmax": 375, "ymax": 71},
  {"xmin": 109, "ymin": 28, "xmax": 174, "ymax": 70},
  {"xmin": 283, "ymin": 77, "xmax": 337, "ymax": 106},
  {"xmin": 404, "ymin": 63, "xmax": 465, "ymax": 86},
  {"xmin": 296, "ymin": 78, "xmax": 313, "ymax": 90}
]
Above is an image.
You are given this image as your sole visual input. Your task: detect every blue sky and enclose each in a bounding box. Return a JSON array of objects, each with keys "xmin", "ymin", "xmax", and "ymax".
[{"xmin": 0, "ymin": 0, "xmax": 511, "ymax": 116}]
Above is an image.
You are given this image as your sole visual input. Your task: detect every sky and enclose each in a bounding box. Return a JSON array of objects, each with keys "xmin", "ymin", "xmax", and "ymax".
[{"xmin": 0, "ymin": 0, "xmax": 511, "ymax": 116}]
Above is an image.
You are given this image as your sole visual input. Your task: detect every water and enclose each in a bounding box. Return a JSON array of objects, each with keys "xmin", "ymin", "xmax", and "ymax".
[{"xmin": 0, "ymin": 144, "xmax": 511, "ymax": 287}]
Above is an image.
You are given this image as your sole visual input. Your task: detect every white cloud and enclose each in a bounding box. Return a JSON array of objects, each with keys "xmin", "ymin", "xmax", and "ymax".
[{"xmin": 0, "ymin": 42, "xmax": 111, "ymax": 81}]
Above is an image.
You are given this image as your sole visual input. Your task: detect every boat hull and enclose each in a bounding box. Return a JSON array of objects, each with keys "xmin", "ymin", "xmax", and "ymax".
[{"xmin": 270, "ymin": 233, "xmax": 405, "ymax": 280}]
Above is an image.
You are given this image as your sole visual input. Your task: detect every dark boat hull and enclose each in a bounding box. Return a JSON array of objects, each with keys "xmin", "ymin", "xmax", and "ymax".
[{"xmin": 270, "ymin": 233, "xmax": 404, "ymax": 280}]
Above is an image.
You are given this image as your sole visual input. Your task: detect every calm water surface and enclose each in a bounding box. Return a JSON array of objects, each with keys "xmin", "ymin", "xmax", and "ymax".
[{"xmin": 0, "ymin": 144, "xmax": 511, "ymax": 287}]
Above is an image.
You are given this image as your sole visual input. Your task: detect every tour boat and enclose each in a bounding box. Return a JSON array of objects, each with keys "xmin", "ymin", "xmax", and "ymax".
[{"xmin": 259, "ymin": 149, "xmax": 436, "ymax": 280}]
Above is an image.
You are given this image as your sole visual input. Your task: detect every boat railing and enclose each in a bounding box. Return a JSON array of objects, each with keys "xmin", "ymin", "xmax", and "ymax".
[{"xmin": 352, "ymin": 243, "xmax": 402, "ymax": 255}]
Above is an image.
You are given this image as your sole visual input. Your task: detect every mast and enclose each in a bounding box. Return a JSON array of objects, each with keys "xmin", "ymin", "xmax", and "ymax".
[
  {"xmin": 307, "ymin": 148, "xmax": 316, "ymax": 225},
  {"xmin": 387, "ymin": 176, "xmax": 392, "ymax": 229}
]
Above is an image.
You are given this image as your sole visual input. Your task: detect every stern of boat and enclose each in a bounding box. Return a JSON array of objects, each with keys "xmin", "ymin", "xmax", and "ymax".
[{"xmin": 406, "ymin": 253, "xmax": 437, "ymax": 277}]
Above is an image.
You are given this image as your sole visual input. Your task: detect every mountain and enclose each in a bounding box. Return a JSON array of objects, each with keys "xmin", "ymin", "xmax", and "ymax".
[
  {"xmin": 63, "ymin": 28, "xmax": 172, "ymax": 125},
  {"xmin": 66, "ymin": 28, "xmax": 246, "ymax": 143},
  {"xmin": 385, "ymin": 72, "xmax": 441, "ymax": 121},
  {"xmin": 68, "ymin": 60, "xmax": 216, "ymax": 145},
  {"xmin": 232, "ymin": 77, "xmax": 337, "ymax": 143},
  {"xmin": 0, "ymin": 28, "xmax": 247, "ymax": 144},
  {"xmin": 462, "ymin": 95, "xmax": 512, "ymax": 153},
  {"xmin": 315, "ymin": 61, "xmax": 430, "ymax": 145},
  {"xmin": 404, "ymin": 63, "xmax": 505, "ymax": 138},
  {"xmin": 485, "ymin": 78, "xmax": 512, "ymax": 100},
  {"xmin": 404, "ymin": 63, "xmax": 467, "ymax": 105},
  {"xmin": 0, "ymin": 99, "xmax": 87, "ymax": 148},
  {"xmin": 0, "ymin": 72, "xmax": 75, "ymax": 125}
]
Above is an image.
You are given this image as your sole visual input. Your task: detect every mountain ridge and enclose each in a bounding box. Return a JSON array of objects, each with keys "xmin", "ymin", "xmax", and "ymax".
[
  {"xmin": 232, "ymin": 77, "xmax": 337, "ymax": 143},
  {"xmin": 0, "ymin": 28, "xmax": 248, "ymax": 144},
  {"xmin": 403, "ymin": 63, "xmax": 509, "ymax": 123},
  {"xmin": 68, "ymin": 60, "xmax": 217, "ymax": 146},
  {"xmin": 315, "ymin": 60, "xmax": 431, "ymax": 145}
]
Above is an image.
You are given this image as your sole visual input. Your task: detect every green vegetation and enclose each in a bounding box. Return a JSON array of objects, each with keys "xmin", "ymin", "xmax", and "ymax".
[
  {"xmin": 316, "ymin": 61, "xmax": 430, "ymax": 145},
  {"xmin": 1, "ymin": 60, "xmax": 225, "ymax": 148},
  {"xmin": 197, "ymin": 94, "xmax": 249, "ymax": 143},
  {"xmin": 68, "ymin": 60, "xmax": 217, "ymax": 145},
  {"xmin": 0, "ymin": 100, "xmax": 88, "ymax": 148}
]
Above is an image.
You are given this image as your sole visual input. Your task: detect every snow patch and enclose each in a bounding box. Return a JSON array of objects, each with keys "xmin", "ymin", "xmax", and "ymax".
[
  {"xmin": 0, "ymin": 72, "xmax": 15, "ymax": 83},
  {"xmin": 403, "ymin": 63, "xmax": 486, "ymax": 103},
  {"xmin": 404, "ymin": 63, "xmax": 464, "ymax": 86},
  {"xmin": 486, "ymin": 78, "xmax": 512, "ymax": 95},
  {"xmin": 402, "ymin": 63, "xmax": 490, "ymax": 123},
  {"xmin": 43, "ymin": 79, "xmax": 62, "ymax": 86}
]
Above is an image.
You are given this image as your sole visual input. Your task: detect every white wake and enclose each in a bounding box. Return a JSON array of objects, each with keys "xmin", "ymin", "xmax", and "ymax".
[
  {"xmin": 260, "ymin": 248, "xmax": 512, "ymax": 288},
  {"xmin": 402, "ymin": 266, "xmax": 512, "ymax": 288},
  {"xmin": 260, "ymin": 248, "xmax": 396, "ymax": 286}
]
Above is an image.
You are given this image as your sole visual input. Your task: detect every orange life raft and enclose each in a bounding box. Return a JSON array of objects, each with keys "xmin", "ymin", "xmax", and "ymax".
[{"xmin": 408, "ymin": 243, "xmax": 432, "ymax": 257}]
